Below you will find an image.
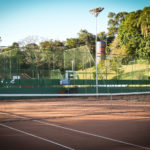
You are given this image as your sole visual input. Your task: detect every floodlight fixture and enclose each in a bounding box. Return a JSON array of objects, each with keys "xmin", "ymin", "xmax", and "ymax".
[{"xmin": 89, "ymin": 7, "xmax": 104, "ymax": 17}]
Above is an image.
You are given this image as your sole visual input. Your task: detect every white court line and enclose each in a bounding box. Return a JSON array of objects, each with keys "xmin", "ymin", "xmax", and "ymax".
[
  {"xmin": 0, "ymin": 91, "xmax": 150, "ymax": 97},
  {"xmin": 34, "ymin": 120, "xmax": 150, "ymax": 150},
  {"xmin": 1, "ymin": 112, "xmax": 150, "ymax": 150},
  {"xmin": 0, "ymin": 123, "xmax": 74, "ymax": 150}
]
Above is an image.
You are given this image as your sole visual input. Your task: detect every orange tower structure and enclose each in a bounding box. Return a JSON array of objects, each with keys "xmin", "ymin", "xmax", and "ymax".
[{"xmin": 96, "ymin": 41, "xmax": 106, "ymax": 63}]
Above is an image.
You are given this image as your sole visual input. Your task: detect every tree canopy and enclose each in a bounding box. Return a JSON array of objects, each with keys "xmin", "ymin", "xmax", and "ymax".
[
  {"xmin": 107, "ymin": 11, "xmax": 128, "ymax": 36},
  {"xmin": 118, "ymin": 7, "xmax": 150, "ymax": 57}
]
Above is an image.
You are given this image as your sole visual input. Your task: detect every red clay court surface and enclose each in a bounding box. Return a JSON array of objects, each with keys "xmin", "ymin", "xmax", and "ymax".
[{"xmin": 0, "ymin": 96, "xmax": 150, "ymax": 150}]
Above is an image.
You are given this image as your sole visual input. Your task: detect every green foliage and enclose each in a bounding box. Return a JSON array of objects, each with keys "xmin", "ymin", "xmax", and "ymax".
[
  {"xmin": 136, "ymin": 72, "xmax": 148, "ymax": 80},
  {"xmin": 97, "ymin": 31, "xmax": 107, "ymax": 41},
  {"xmin": 118, "ymin": 7, "xmax": 150, "ymax": 57},
  {"xmin": 66, "ymin": 38, "xmax": 80, "ymax": 49},
  {"xmin": 64, "ymin": 46, "xmax": 95, "ymax": 71},
  {"xmin": 109, "ymin": 57, "xmax": 124, "ymax": 79},
  {"xmin": 107, "ymin": 11, "xmax": 128, "ymax": 36},
  {"xmin": 64, "ymin": 29, "xmax": 96, "ymax": 55},
  {"xmin": 25, "ymin": 43, "xmax": 39, "ymax": 49},
  {"xmin": 97, "ymin": 61, "xmax": 107, "ymax": 79},
  {"xmin": 3, "ymin": 42, "xmax": 19, "ymax": 52},
  {"xmin": 92, "ymin": 61, "xmax": 106, "ymax": 79},
  {"xmin": 78, "ymin": 29, "xmax": 95, "ymax": 52},
  {"xmin": 40, "ymin": 41, "xmax": 51, "ymax": 50},
  {"xmin": 137, "ymin": 7, "xmax": 150, "ymax": 37},
  {"xmin": 93, "ymin": 57, "xmax": 125, "ymax": 80},
  {"xmin": 109, "ymin": 36, "xmax": 127, "ymax": 56},
  {"xmin": 50, "ymin": 69, "xmax": 63, "ymax": 79},
  {"xmin": 39, "ymin": 40, "xmax": 65, "ymax": 51}
]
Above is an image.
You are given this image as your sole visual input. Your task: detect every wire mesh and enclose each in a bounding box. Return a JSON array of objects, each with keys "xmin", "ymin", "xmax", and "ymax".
[{"xmin": 64, "ymin": 46, "xmax": 95, "ymax": 71}]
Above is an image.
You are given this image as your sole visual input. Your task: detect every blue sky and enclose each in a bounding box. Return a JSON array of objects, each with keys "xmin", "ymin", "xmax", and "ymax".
[{"xmin": 0, "ymin": 0, "xmax": 149, "ymax": 46}]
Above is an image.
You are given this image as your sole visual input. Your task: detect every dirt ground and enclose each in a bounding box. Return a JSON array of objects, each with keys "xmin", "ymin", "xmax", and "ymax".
[{"xmin": 0, "ymin": 96, "xmax": 150, "ymax": 150}]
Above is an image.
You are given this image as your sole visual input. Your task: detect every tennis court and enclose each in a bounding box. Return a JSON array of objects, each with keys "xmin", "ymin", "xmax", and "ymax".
[{"xmin": 0, "ymin": 95, "xmax": 150, "ymax": 150}]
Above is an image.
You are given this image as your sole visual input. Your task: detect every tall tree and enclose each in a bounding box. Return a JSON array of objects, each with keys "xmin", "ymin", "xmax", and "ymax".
[
  {"xmin": 40, "ymin": 40, "xmax": 65, "ymax": 51},
  {"xmin": 118, "ymin": 7, "xmax": 150, "ymax": 57},
  {"xmin": 40, "ymin": 41, "xmax": 50, "ymax": 50},
  {"xmin": 65, "ymin": 38, "xmax": 80, "ymax": 49},
  {"xmin": 3, "ymin": 42, "xmax": 19, "ymax": 52},
  {"xmin": 137, "ymin": 7, "xmax": 150, "ymax": 37},
  {"xmin": 97, "ymin": 31, "xmax": 107, "ymax": 41},
  {"xmin": 107, "ymin": 12, "xmax": 128, "ymax": 36},
  {"xmin": 78, "ymin": 29, "xmax": 95, "ymax": 52},
  {"xmin": 25, "ymin": 43, "xmax": 39, "ymax": 49}
]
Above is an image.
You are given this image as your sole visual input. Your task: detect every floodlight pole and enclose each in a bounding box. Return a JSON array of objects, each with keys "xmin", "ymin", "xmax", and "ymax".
[
  {"xmin": 90, "ymin": 7, "xmax": 104, "ymax": 98},
  {"xmin": 95, "ymin": 16, "xmax": 98, "ymax": 97}
]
